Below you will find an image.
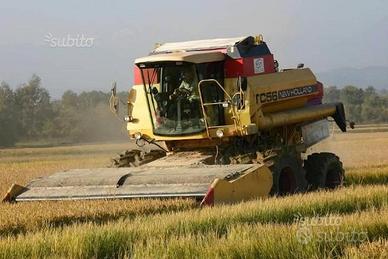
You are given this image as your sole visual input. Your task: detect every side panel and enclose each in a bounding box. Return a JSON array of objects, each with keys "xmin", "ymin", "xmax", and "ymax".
[
  {"xmin": 301, "ymin": 119, "xmax": 330, "ymax": 147},
  {"xmin": 248, "ymin": 68, "xmax": 321, "ymax": 115}
]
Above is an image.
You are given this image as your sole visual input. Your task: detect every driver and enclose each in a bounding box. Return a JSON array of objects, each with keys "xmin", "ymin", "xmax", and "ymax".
[{"xmin": 171, "ymin": 68, "xmax": 198, "ymax": 101}]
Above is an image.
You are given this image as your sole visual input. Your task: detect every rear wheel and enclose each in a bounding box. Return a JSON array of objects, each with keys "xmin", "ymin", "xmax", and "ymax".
[{"xmin": 304, "ymin": 152, "xmax": 344, "ymax": 190}]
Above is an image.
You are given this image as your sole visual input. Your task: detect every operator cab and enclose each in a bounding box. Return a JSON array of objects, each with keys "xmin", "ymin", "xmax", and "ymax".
[
  {"xmin": 133, "ymin": 36, "xmax": 277, "ymax": 137},
  {"xmin": 136, "ymin": 60, "xmax": 225, "ymax": 136}
]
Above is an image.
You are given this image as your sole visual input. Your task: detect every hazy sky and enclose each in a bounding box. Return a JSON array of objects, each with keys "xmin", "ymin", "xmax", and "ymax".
[{"xmin": 1, "ymin": 0, "xmax": 388, "ymax": 98}]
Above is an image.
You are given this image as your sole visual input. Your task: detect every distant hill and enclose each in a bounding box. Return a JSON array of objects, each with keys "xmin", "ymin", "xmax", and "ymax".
[{"xmin": 317, "ymin": 66, "xmax": 388, "ymax": 90}]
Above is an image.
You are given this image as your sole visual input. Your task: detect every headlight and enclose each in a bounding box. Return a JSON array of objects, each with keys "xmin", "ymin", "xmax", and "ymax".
[
  {"xmin": 124, "ymin": 115, "xmax": 131, "ymax": 122},
  {"xmin": 134, "ymin": 132, "xmax": 142, "ymax": 140},
  {"xmin": 216, "ymin": 129, "xmax": 224, "ymax": 138}
]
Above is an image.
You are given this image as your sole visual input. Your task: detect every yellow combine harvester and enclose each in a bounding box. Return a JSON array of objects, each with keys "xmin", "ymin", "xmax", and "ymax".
[{"xmin": 4, "ymin": 35, "xmax": 351, "ymax": 205}]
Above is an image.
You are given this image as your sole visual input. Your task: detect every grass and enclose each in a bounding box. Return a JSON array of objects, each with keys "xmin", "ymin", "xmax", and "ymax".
[
  {"xmin": 0, "ymin": 132, "xmax": 387, "ymax": 258},
  {"xmin": 0, "ymin": 191, "xmax": 386, "ymax": 258},
  {"xmin": 0, "ymin": 185, "xmax": 386, "ymax": 238},
  {"xmin": 0, "ymin": 199, "xmax": 196, "ymax": 237},
  {"xmin": 134, "ymin": 209, "xmax": 388, "ymax": 259},
  {"xmin": 344, "ymin": 239, "xmax": 388, "ymax": 259},
  {"xmin": 346, "ymin": 165, "xmax": 388, "ymax": 186}
]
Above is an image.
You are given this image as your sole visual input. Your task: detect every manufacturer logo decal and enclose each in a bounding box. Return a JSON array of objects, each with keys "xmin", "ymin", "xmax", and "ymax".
[
  {"xmin": 253, "ymin": 58, "xmax": 265, "ymax": 74},
  {"xmin": 256, "ymin": 85, "xmax": 317, "ymax": 103}
]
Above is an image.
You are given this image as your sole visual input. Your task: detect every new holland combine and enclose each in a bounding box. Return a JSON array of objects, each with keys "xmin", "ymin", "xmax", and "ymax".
[{"xmin": 4, "ymin": 35, "xmax": 350, "ymax": 205}]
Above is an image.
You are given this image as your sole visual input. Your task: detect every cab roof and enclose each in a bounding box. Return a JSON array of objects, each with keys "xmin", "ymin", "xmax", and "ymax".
[
  {"xmin": 134, "ymin": 50, "xmax": 225, "ymax": 65},
  {"xmin": 152, "ymin": 36, "xmax": 246, "ymax": 53},
  {"xmin": 134, "ymin": 35, "xmax": 269, "ymax": 65}
]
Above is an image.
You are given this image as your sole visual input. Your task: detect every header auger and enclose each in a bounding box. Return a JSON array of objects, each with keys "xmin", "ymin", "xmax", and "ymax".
[{"xmin": 4, "ymin": 35, "xmax": 351, "ymax": 205}]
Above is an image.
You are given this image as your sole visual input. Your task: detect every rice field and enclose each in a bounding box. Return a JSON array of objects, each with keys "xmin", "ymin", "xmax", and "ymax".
[{"xmin": 0, "ymin": 132, "xmax": 387, "ymax": 258}]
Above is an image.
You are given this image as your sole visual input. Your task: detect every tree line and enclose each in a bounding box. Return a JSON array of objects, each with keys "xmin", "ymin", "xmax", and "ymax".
[
  {"xmin": 0, "ymin": 75, "xmax": 127, "ymax": 147},
  {"xmin": 0, "ymin": 75, "xmax": 387, "ymax": 147},
  {"xmin": 323, "ymin": 85, "xmax": 388, "ymax": 123}
]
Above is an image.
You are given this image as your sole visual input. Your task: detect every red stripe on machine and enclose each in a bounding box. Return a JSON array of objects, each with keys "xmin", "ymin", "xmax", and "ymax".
[
  {"xmin": 134, "ymin": 66, "xmax": 158, "ymax": 85},
  {"xmin": 225, "ymin": 54, "xmax": 276, "ymax": 78}
]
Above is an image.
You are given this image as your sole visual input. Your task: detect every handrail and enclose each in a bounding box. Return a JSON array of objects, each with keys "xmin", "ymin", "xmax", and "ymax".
[{"xmin": 197, "ymin": 79, "xmax": 241, "ymax": 138}]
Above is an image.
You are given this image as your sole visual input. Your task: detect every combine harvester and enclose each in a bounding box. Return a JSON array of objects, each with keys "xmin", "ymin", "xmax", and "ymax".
[{"xmin": 4, "ymin": 35, "xmax": 351, "ymax": 205}]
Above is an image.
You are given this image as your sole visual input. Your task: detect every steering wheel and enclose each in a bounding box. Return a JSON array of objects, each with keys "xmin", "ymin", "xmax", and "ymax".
[{"xmin": 169, "ymin": 87, "xmax": 191, "ymax": 100}]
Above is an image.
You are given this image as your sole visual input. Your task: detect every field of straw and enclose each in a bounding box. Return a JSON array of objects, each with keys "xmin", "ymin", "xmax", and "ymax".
[{"xmin": 0, "ymin": 132, "xmax": 387, "ymax": 258}]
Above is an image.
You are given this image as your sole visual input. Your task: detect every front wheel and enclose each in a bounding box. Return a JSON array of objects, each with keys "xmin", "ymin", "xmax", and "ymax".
[
  {"xmin": 304, "ymin": 152, "xmax": 345, "ymax": 191},
  {"xmin": 270, "ymin": 153, "xmax": 307, "ymax": 196}
]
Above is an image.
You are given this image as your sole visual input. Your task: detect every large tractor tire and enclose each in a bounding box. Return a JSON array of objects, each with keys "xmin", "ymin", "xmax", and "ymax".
[
  {"xmin": 304, "ymin": 152, "xmax": 344, "ymax": 191},
  {"xmin": 270, "ymin": 152, "xmax": 307, "ymax": 196}
]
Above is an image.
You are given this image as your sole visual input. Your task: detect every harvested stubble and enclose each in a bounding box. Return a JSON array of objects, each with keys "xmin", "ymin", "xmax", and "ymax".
[
  {"xmin": 309, "ymin": 132, "xmax": 388, "ymax": 167},
  {"xmin": 0, "ymin": 157, "xmax": 109, "ymax": 196}
]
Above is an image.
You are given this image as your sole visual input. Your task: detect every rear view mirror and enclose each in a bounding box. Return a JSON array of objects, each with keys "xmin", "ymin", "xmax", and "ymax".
[
  {"xmin": 127, "ymin": 88, "xmax": 137, "ymax": 122},
  {"xmin": 128, "ymin": 88, "xmax": 137, "ymax": 104},
  {"xmin": 110, "ymin": 81, "xmax": 119, "ymax": 114}
]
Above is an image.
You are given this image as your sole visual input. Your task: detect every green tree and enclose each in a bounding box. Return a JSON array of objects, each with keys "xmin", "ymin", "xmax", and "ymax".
[
  {"xmin": 14, "ymin": 74, "xmax": 53, "ymax": 139},
  {"xmin": 361, "ymin": 87, "xmax": 382, "ymax": 122},
  {"xmin": 78, "ymin": 91, "xmax": 109, "ymax": 109},
  {"xmin": 323, "ymin": 86, "xmax": 341, "ymax": 103},
  {"xmin": 324, "ymin": 85, "xmax": 388, "ymax": 123},
  {"xmin": 51, "ymin": 91, "xmax": 81, "ymax": 141},
  {"xmin": 0, "ymin": 81, "xmax": 18, "ymax": 146},
  {"xmin": 61, "ymin": 90, "xmax": 79, "ymax": 108},
  {"xmin": 339, "ymin": 85, "xmax": 364, "ymax": 122}
]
